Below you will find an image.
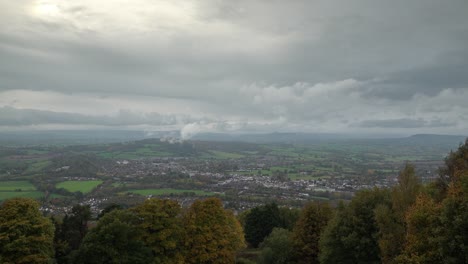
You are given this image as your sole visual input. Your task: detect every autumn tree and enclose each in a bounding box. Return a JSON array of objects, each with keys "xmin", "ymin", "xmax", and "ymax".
[
  {"xmin": 396, "ymin": 194, "xmax": 442, "ymax": 263},
  {"xmin": 292, "ymin": 202, "xmax": 333, "ymax": 264},
  {"xmin": 0, "ymin": 198, "xmax": 54, "ymax": 264},
  {"xmin": 396, "ymin": 139, "xmax": 468, "ymax": 263},
  {"xmin": 72, "ymin": 209, "xmax": 152, "ymax": 264},
  {"xmin": 375, "ymin": 163, "xmax": 421, "ymax": 264},
  {"xmin": 183, "ymin": 198, "xmax": 245, "ymax": 264},
  {"xmin": 131, "ymin": 198, "xmax": 184, "ymax": 264},
  {"xmin": 438, "ymin": 170, "xmax": 468, "ymax": 264}
]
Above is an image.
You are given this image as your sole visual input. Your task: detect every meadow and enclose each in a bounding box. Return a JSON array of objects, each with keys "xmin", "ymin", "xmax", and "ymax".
[
  {"xmin": 56, "ymin": 180, "xmax": 103, "ymax": 193},
  {"xmin": 0, "ymin": 180, "xmax": 43, "ymax": 200}
]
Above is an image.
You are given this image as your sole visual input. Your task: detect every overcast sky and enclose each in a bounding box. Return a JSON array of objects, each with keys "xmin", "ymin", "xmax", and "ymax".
[{"xmin": 1, "ymin": 0, "xmax": 467, "ymax": 138}]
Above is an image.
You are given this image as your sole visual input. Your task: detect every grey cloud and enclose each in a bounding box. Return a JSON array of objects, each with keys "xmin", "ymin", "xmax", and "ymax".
[
  {"xmin": 1, "ymin": 0, "xmax": 468, "ymax": 134},
  {"xmin": 357, "ymin": 118, "xmax": 457, "ymax": 129},
  {"xmin": 0, "ymin": 106, "xmax": 192, "ymax": 126}
]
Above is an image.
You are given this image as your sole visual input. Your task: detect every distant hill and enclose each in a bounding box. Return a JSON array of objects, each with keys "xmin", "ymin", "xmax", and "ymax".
[
  {"xmin": 0, "ymin": 129, "xmax": 465, "ymax": 147},
  {"xmin": 192, "ymin": 132, "xmax": 390, "ymax": 143},
  {"xmin": 193, "ymin": 132, "xmax": 467, "ymax": 144},
  {"xmin": 379, "ymin": 134, "xmax": 467, "ymax": 147},
  {"xmin": 0, "ymin": 130, "xmax": 155, "ymax": 146}
]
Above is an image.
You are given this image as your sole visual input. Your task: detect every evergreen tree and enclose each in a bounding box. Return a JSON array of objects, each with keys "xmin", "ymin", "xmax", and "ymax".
[
  {"xmin": 244, "ymin": 202, "xmax": 281, "ymax": 247},
  {"xmin": 258, "ymin": 228, "xmax": 293, "ymax": 264},
  {"xmin": 54, "ymin": 204, "xmax": 91, "ymax": 263},
  {"xmin": 319, "ymin": 189, "xmax": 391, "ymax": 264},
  {"xmin": 73, "ymin": 210, "xmax": 152, "ymax": 264}
]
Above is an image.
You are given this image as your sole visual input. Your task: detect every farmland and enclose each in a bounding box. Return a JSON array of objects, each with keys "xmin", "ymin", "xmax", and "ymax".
[
  {"xmin": 56, "ymin": 180, "xmax": 103, "ymax": 193},
  {"xmin": 0, "ymin": 133, "xmax": 465, "ymax": 213},
  {"xmin": 0, "ymin": 181, "xmax": 43, "ymax": 200}
]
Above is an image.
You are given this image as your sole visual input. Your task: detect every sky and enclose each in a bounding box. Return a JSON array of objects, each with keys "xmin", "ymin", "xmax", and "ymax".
[{"xmin": 1, "ymin": 0, "xmax": 467, "ymax": 138}]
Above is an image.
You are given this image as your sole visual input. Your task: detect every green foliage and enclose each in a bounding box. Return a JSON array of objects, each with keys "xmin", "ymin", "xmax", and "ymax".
[
  {"xmin": 73, "ymin": 210, "xmax": 152, "ymax": 264},
  {"xmin": 397, "ymin": 194, "xmax": 442, "ymax": 263},
  {"xmin": 438, "ymin": 177, "xmax": 468, "ymax": 264},
  {"xmin": 292, "ymin": 202, "xmax": 333, "ymax": 264},
  {"xmin": 98, "ymin": 203, "xmax": 123, "ymax": 218},
  {"xmin": 132, "ymin": 198, "xmax": 184, "ymax": 264},
  {"xmin": 258, "ymin": 228, "xmax": 293, "ymax": 264},
  {"xmin": 319, "ymin": 189, "xmax": 391, "ymax": 264},
  {"xmin": 439, "ymin": 138, "xmax": 468, "ymax": 184},
  {"xmin": 0, "ymin": 198, "xmax": 54, "ymax": 264},
  {"xmin": 54, "ymin": 204, "xmax": 91, "ymax": 263},
  {"xmin": 375, "ymin": 163, "xmax": 421, "ymax": 264},
  {"xmin": 183, "ymin": 198, "xmax": 245, "ymax": 264},
  {"xmin": 278, "ymin": 207, "xmax": 301, "ymax": 231},
  {"xmin": 244, "ymin": 203, "xmax": 282, "ymax": 247},
  {"xmin": 398, "ymin": 139, "xmax": 468, "ymax": 263}
]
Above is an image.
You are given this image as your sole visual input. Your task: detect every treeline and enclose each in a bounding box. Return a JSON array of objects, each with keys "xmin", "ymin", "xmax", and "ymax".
[
  {"xmin": 238, "ymin": 139, "xmax": 468, "ymax": 264},
  {"xmin": 0, "ymin": 197, "xmax": 244, "ymax": 264},
  {"xmin": 1, "ymin": 139, "xmax": 467, "ymax": 263}
]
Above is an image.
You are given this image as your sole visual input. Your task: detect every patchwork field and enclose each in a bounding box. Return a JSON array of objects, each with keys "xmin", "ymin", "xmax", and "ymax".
[
  {"xmin": 56, "ymin": 180, "xmax": 103, "ymax": 193},
  {"xmin": 0, "ymin": 181, "xmax": 43, "ymax": 200}
]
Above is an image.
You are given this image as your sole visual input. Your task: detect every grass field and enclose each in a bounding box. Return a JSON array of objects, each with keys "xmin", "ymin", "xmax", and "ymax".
[
  {"xmin": 0, "ymin": 181, "xmax": 43, "ymax": 200},
  {"xmin": 209, "ymin": 150, "xmax": 245, "ymax": 159},
  {"xmin": 56, "ymin": 180, "xmax": 103, "ymax": 193},
  {"xmin": 23, "ymin": 160, "xmax": 51, "ymax": 174},
  {"xmin": 128, "ymin": 188, "xmax": 216, "ymax": 196},
  {"xmin": 0, "ymin": 181, "xmax": 36, "ymax": 191},
  {"xmin": 0, "ymin": 191, "xmax": 44, "ymax": 200}
]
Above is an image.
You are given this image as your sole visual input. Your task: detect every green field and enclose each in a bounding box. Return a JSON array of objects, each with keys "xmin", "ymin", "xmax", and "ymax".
[
  {"xmin": 0, "ymin": 181, "xmax": 36, "ymax": 191},
  {"xmin": 56, "ymin": 180, "xmax": 103, "ymax": 193},
  {"xmin": 205, "ymin": 150, "xmax": 245, "ymax": 159},
  {"xmin": 0, "ymin": 181, "xmax": 43, "ymax": 200},
  {"xmin": 0, "ymin": 191, "xmax": 44, "ymax": 200},
  {"xmin": 24, "ymin": 160, "xmax": 51, "ymax": 174},
  {"xmin": 128, "ymin": 188, "xmax": 216, "ymax": 196}
]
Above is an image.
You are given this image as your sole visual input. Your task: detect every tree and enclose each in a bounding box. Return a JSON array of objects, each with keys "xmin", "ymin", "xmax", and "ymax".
[
  {"xmin": 397, "ymin": 140, "xmax": 468, "ymax": 263},
  {"xmin": 375, "ymin": 163, "xmax": 421, "ymax": 264},
  {"xmin": 439, "ymin": 138, "xmax": 468, "ymax": 185},
  {"xmin": 54, "ymin": 204, "xmax": 91, "ymax": 263},
  {"xmin": 396, "ymin": 194, "xmax": 442, "ymax": 263},
  {"xmin": 438, "ymin": 172, "xmax": 468, "ymax": 264},
  {"xmin": 0, "ymin": 198, "xmax": 54, "ymax": 264},
  {"xmin": 278, "ymin": 207, "xmax": 301, "ymax": 231},
  {"xmin": 292, "ymin": 202, "xmax": 333, "ymax": 264},
  {"xmin": 258, "ymin": 228, "xmax": 293, "ymax": 264},
  {"xmin": 131, "ymin": 198, "xmax": 184, "ymax": 264},
  {"xmin": 183, "ymin": 198, "xmax": 245, "ymax": 264},
  {"xmin": 319, "ymin": 189, "xmax": 391, "ymax": 264},
  {"xmin": 73, "ymin": 210, "xmax": 152, "ymax": 264},
  {"xmin": 98, "ymin": 203, "xmax": 123, "ymax": 219},
  {"xmin": 244, "ymin": 203, "xmax": 281, "ymax": 247}
]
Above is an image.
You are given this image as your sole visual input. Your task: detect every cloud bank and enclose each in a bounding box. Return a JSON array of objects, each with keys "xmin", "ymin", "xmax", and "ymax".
[{"xmin": 1, "ymin": 0, "xmax": 467, "ymax": 137}]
